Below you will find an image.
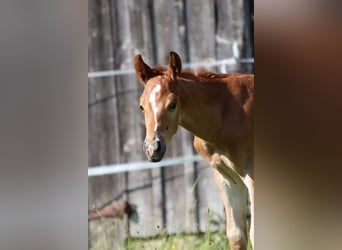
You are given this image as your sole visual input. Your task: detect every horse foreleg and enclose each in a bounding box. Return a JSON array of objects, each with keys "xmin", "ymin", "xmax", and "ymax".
[
  {"xmin": 193, "ymin": 137, "xmax": 250, "ymax": 249},
  {"xmin": 213, "ymin": 169, "xmax": 249, "ymax": 250}
]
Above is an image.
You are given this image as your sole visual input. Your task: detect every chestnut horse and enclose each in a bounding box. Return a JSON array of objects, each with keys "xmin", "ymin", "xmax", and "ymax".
[{"xmin": 134, "ymin": 52, "xmax": 254, "ymax": 250}]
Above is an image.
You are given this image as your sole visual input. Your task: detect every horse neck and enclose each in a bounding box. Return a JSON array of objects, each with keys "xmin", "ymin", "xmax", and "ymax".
[{"xmin": 177, "ymin": 77, "xmax": 235, "ymax": 143}]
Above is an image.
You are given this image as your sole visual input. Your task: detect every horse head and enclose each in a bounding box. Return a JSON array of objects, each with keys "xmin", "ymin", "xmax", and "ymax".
[{"xmin": 134, "ymin": 51, "xmax": 182, "ymax": 162}]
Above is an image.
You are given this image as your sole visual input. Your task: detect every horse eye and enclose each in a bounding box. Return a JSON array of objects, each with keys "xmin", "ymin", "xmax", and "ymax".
[
  {"xmin": 168, "ymin": 102, "xmax": 177, "ymax": 111},
  {"xmin": 139, "ymin": 105, "xmax": 144, "ymax": 112}
]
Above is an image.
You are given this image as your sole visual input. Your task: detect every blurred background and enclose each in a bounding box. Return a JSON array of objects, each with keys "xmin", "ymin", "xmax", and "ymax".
[{"xmin": 88, "ymin": 0, "xmax": 253, "ymax": 248}]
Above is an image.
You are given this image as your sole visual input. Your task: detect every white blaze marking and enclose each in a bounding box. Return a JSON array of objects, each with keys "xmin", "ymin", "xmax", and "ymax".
[{"xmin": 149, "ymin": 85, "xmax": 161, "ymax": 131}]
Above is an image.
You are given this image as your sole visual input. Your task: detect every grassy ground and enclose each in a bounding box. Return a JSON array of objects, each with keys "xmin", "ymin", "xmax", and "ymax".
[
  {"xmin": 89, "ymin": 225, "xmax": 252, "ymax": 250},
  {"xmin": 89, "ymin": 209, "xmax": 252, "ymax": 250},
  {"xmin": 125, "ymin": 231, "xmax": 253, "ymax": 250},
  {"xmin": 126, "ymin": 231, "xmax": 231, "ymax": 250}
]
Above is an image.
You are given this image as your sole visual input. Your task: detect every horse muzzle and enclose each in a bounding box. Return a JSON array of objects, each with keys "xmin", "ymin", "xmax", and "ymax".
[{"xmin": 143, "ymin": 136, "xmax": 166, "ymax": 162}]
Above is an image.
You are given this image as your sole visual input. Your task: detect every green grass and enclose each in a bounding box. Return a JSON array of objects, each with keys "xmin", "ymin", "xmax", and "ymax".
[
  {"xmin": 89, "ymin": 222, "xmax": 252, "ymax": 250},
  {"xmin": 125, "ymin": 231, "xmax": 231, "ymax": 250},
  {"xmin": 89, "ymin": 207, "xmax": 252, "ymax": 250},
  {"xmin": 125, "ymin": 231, "xmax": 253, "ymax": 250}
]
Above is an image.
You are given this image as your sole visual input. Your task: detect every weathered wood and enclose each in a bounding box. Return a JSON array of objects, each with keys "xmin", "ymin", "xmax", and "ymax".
[
  {"xmin": 215, "ymin": 0, "xmax": 244, "ymax": 72},
  {"xmin": 179, "ymin": 128, "xmax": 198, "ymax": 232},
  {"xmin": 196, "ymin": 163, "xmax": 226, "ymax": 232},
  {"xmin": 88, "ymin": 0, "xmax": 126, "ymax": 248},
  {"xmin": 153, "ymin": 0, "xmax": 182, "ymax": 61},
  {"xmin": 185, "ymin": 0, "xmax": 216, "ymax": 62},
  {"xmin": 242, "ymin": 0, "xmax": 254, "ymax": 73}
]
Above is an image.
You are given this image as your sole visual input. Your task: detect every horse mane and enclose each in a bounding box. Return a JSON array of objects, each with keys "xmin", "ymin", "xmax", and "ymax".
[
  {"xmin": 151, "ymin": 66, "xmax": 240, "ymax": 83},
  {"xmin": 181, "ymin": 69, "xmax": 239, "ymax": 81}
]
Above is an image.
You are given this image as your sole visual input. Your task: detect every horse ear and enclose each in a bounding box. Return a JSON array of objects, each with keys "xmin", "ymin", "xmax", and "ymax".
[
  {"xmin": 167, "ymin": 51, "xmax": 182, "ymax": 80},
  {"xmin": 134, "ymin": 54, "xmax": 154, "ymax": 84}
]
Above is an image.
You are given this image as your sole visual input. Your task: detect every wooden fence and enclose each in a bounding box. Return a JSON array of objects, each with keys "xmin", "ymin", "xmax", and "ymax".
[{"xmin": 88, "ymin": 0, "xmax": 253, "ymax": 248}]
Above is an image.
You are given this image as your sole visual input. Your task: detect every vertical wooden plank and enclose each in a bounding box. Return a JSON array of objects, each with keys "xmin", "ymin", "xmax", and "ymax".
[
  {"xmin": 180, "ymin": 129, "xmax": 199, "ymax": 232},
  {"xmin": 88, "ymin": 0, "xmax": 116, "ymax": 215},
  {"xmin": 163, "ymin": 136, "xmax": 189, "ymax": 234},
  {"xmin": 177, "ymin": 128, "xmax": 199, "ymax": 233},
  {"xmin": 196, "ymin": 163, "xmax": 226, "ymax": 232},
  {"xmin": 185, "ymin": 0, "xmax": 216, "ymax": 62},
  {"xmin": 184, "ymin": 0, "xmax": 226, "ymax": 233},
  {"xmin": 153, "ymin": 0, "xmax": 183, "ymax": 61},
  {"xmin": 242, "ymin": 0, "xmax": 254, "ymax": 73},
  {"xmin": 215, "ymin": 0, "xmax": 245, "ymax": 72},
  {"xmin": 88, "ymin": 0, "xmax": 127, "ymax": 248}
]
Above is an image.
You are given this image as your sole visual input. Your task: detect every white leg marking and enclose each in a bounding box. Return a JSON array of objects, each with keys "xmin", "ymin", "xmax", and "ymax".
[
  {"xmin": 149, "ymin": 85, "xmax": 161, "ymax": 132},
  {"xmin": 214, "ymin": 170, "xmax": 248, "ymax": 248},
  {"xmin": 224, "ymin": 177, "xmax": 247, "ymax": 241}
]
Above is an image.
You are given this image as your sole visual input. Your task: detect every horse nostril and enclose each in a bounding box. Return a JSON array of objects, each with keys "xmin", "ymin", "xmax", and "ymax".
[
  {"xmin": 166, "ymin": 125, "xmax": 168, "ymax": 130},
  {"xmin": 152, "ymin": 140, "xmax": 161, "ymax": 152}
]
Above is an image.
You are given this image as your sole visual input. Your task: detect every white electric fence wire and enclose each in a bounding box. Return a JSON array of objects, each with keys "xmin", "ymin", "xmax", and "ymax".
[{"xmin": 88, "ymin": 155, "xmax": 204, "ymax": 177}]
